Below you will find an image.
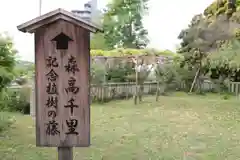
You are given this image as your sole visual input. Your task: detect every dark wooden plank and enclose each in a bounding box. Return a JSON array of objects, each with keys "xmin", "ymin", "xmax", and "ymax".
[{"xmin": 35, "ymin": 20, "xmax": 90, "ymax": 147}]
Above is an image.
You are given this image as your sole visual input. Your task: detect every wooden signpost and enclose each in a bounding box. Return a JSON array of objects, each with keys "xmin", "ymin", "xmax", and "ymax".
[{"xmin": 17, "ymin": 8, "xmax": 102, "ymax": 159}]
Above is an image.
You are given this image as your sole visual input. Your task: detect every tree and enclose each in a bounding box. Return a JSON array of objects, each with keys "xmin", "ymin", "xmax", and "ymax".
[
  {"xmin": 90, "ymin": 9, "xmax": 110, "ymax": 50},
  {"xmin": 177, "ymin": 0, "xmax": 240, "ymax": 91},
  {"xmin": 178, "ymin": 14, "xmax": 208, "ymax": 54},
  {"xmin": 103, "ymin": 0, "xmax": 149, "ymax": 49},
  {"xmin": 227, "ymin": 0, "xmax": 236, "ymax": 17},
  {"xmin": 178, "ymin": 0, "xmax": 239, "ymax": 56},
  {"xmin": 13, "ymin": 61, "xmax": 34, "ymax": 85},
  {"xmin": 0, "ymin": 33, "xmax": 16, "ymax": 90},
  {"xmin": 90, "ymin": 33, "xmax": 109, "ymax": 50},
  {"xmin": 204, "ymin": 40, "xmax": 240, "ymax": 82}
]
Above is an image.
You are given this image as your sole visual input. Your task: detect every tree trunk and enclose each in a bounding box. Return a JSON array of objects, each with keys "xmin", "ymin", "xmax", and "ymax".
[{"xmin": 139, "ymin": 84, "xmax": 144, "ymax": 101}]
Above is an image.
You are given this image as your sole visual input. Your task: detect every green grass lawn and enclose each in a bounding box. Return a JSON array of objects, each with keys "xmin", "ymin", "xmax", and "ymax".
[{"xmin": 1, "ymin": 93, "xmax": 240, "ymax": 160}]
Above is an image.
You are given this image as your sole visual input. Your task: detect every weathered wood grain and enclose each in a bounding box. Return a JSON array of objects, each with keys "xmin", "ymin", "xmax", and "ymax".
[
  {"xmin": 58, "ymin": 147, "xmax": 73, "ymax": 160},
  {"xmin": 17, "ymin": 8, "xmax": 102, "ymax": 33},
  {"xmin": 35, "ymin": 20, "xmax": 90, "ymax": 147}
]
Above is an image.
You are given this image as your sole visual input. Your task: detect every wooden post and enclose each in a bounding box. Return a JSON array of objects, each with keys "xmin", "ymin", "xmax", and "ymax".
[
  {"xmin": 17, "ymin": 8, "xmax": 102, "ymax": 159},
  {"xmin": 189, "ymin": 68, "xmax": 200, "ymax": 93},
  {"xmin": 58, "ymin": 147, "xmax": 73, "ymax": 160},
  {"xmin": 30, "ymin": 77, "xmax": 36, "ymax": 117},
  {"xmin": 102, "ymin": 57, "xmax": 107, "ymax": 102},
  {"xmin": 156, "ymin": 81, "xmax": 160, "ymax": 101},
  {"xmin": 133, "ymin": 57, "xmax": 139, "ymax": 105}
]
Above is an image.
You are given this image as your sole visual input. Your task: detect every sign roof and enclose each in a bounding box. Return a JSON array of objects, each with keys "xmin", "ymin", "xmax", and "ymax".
[{"xmin": 17, "ymin": 8, "xmax": 103, "ymax": 33}]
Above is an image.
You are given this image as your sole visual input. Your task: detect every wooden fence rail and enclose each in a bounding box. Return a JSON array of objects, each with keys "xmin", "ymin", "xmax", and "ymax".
[
  {"xmin": 9, "ymin": 81, "xmax": 240, "ymax": 117},
  {"xmin": 90, "ymin": 81, "xmax": 240, "ymax": 102},
  {"xmin": 91, "ymin": 82, "xmax": 158, "ymax": 102},
  {"xmin": 13, "ymin": 81, "xmax": 240, "ymax": 103}
]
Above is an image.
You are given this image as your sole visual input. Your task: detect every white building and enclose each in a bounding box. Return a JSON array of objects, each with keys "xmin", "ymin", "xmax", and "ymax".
[{"xmin": 71, "ymin": 0, "xmax": 100, "ymax": 24}]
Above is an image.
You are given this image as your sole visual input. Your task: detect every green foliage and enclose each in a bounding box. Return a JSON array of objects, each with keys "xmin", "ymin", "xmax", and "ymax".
[
  {"xmin": 0, "ymin": 33, "xmax": 16, "ymax": 91},
  {"xmin": 203, "ymin": 40, "xmax": 240, "ymax": 81},
  {"xmin": 136, "ymin": 65, "xmax": 153, "ymax": 84},
  {"xmin": 90, "ymin": 48, "xmax": 176, "ymax": 57},
  {"xmin": 91, "ymin": 56, "xmax": 155, "ymax": 84},
  {"xmin": 177, "ymin": 14, "xmax": 210, "ymax": 54},
  {"xmin": 14, "ymin": 61, "xmax": 34, "ymax": 80},
  {"xmin": 221, "ymin": 92, "xmax": 232, "ymax": 99},
  {"xmin": 155, "ymin": 64, "xmax": 179, "ymax": 84},
  {"xmin": 155, "ymin": 62, "xmax": 196, "ymax": 92},
  {"xmin": 91, "ymin": 63, "xmax": 106, "ymax": 84},
  {"xmin": 178, "ymin": 0, "xmax": 240, "ymax": 84},
  {"xmin": 90, "ymin": 49, "xmax": 177, "ymax": 84},
  {"xmin": 178, "ymin": 1, "xmax": 238, "ymax": 52},
  {"xmin": 90, "ymin": 33, "xmax": 109, "ymax": 50},
  {"xmin": 103, "ymin": 0, "xmax": 149, "ymax": 49},
  {"xmin": 106, "ymin": 61, "xmax": 135, "ymax": 82},
  {"xmin": 10, "ymin": 60, "xmax": 34, "ymax": 86},
  {"xmin": 0, "ymin": 112, "xmax": 14, "ymax": 133},
  {"xmin": 155, "ymin": 63, "xmax": 181, "ymax": 92},
  {"xmin": 0, "ymin": 87, "xmax": 30, "ymax": 114},
  {"xmin": 204, "ymin": 0, "xmax": 236, "ymax": 17},
  {"xmin": 90, "ymin": 48, "xmax": 177, "ymax": 85},
  {"xmin": 216, "ymin": 6, "xmax": 227, "ymax": 15},
  {"xmin": 175, "ymin": 66, "xmax": 196, "ymax": 90},
  {"xmin": 204, "ymin": 1, "xmax": 218, "ymax": 17}
]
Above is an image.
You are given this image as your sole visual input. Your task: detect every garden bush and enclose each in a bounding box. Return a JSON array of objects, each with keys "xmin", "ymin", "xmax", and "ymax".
[
  {"xmin": 0, "ymin": 86, "xmax": 30, "ymax": 114},
  {"xmin": 106, "ymin": 62, "xmax": 135, "ymax": 82},
  {"xmin": 155, "ymin": 63, "xmax": 181, "ymax": 91},
  {"xmin": 154, "ymin": 62, "xmax": 197, "ymax": 93},
  {"xmin": 91, "ymin": 59, "xmax": 136, "ymax": 83},
  {"xmin": 0, "ymin": 112, "xmax": 15, "ymax": 133},
  {"xmin": 90, "ymin": 48, "xmax": 179, "ymax": 84},
  {"xmin": 91, "ymin": 63, "xmax": 106, "ymax": 84},
  {"xmin": 175, "ymin": 66, "xmax": 196, "ymax": 91}
]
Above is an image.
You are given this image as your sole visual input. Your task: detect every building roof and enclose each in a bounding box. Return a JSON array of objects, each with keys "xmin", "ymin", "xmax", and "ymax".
[
  {"xmin": 84, "ymin": 2, "xmax": 91, "ymax": 7},
  {"xmin": 17, "ymin": 8, "xmax": 103, "ymax": 33},
  {"xmin": 71, "ymin": 10, "xmax": 91, "ymax": 14}
]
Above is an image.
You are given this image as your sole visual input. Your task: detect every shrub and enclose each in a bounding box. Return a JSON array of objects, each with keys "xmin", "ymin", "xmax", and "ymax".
[
  {"xmin": 90, "ymin": 48, "xmax": 178, "ymax": 84},
  {"xmin": 91, "ymin": 63, "xmax": 106, "ymax": 84},
  {"xmin": 0, "ymin": 112, "xmax": 15, "ymax": 133},
  {"xmin": 175, "ymin": 66, "xmax": 196, "ymax": 91},
  {"xmin": 106, "ymin": 63, "xmax": 135, "ymax": 82},
  {"xmin": 90, "ymin": 48, "xmax": 176, "ymax": 57},
  {"xmin": 91, "ymin": 56, "xmax": 136, "ymax": 84},
  {"xmin": 0, "ymin": 86, "xmax": 30, "ymax": 114},
  {"xmin": 154, "ymin": 62, "xmax": 197, "ymax": 93},
  {"xmin": 155, "ymin": 63, "xmax": 181, "ymax": 91}
]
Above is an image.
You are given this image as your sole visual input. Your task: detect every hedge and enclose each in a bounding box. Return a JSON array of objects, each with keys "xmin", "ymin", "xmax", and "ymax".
[{"xmin": 90, "ymin": 48, "xmax": 177, "ymax": 57}]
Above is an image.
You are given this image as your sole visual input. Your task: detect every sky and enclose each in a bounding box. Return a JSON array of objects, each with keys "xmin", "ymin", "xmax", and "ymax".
[{"xmin": 0, "ymin": 0, "xmax": 214, "ymax": 62}]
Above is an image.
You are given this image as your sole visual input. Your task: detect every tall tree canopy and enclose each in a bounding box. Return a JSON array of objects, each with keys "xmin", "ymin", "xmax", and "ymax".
[
  {"xmin": 103, "ymin": 0, "xmax": 149, "ymax": 49},
  {"xmin": 178, "ymin": 0, "xmax": 240, "ymax": 54},
  {"xmin": 177, "ymin": 0, "xmax": 240, "ymax": 82},
  {"xmin": 90, "ymin": 33, "xmax": 109, "ymax": 50},
  {"xmin": 0, "ymin": 33, "xmax": 16, "ymax": 90},
  {"xmin": 90, "ymin": 10, "xmax": 110, "ymax": 50}
]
